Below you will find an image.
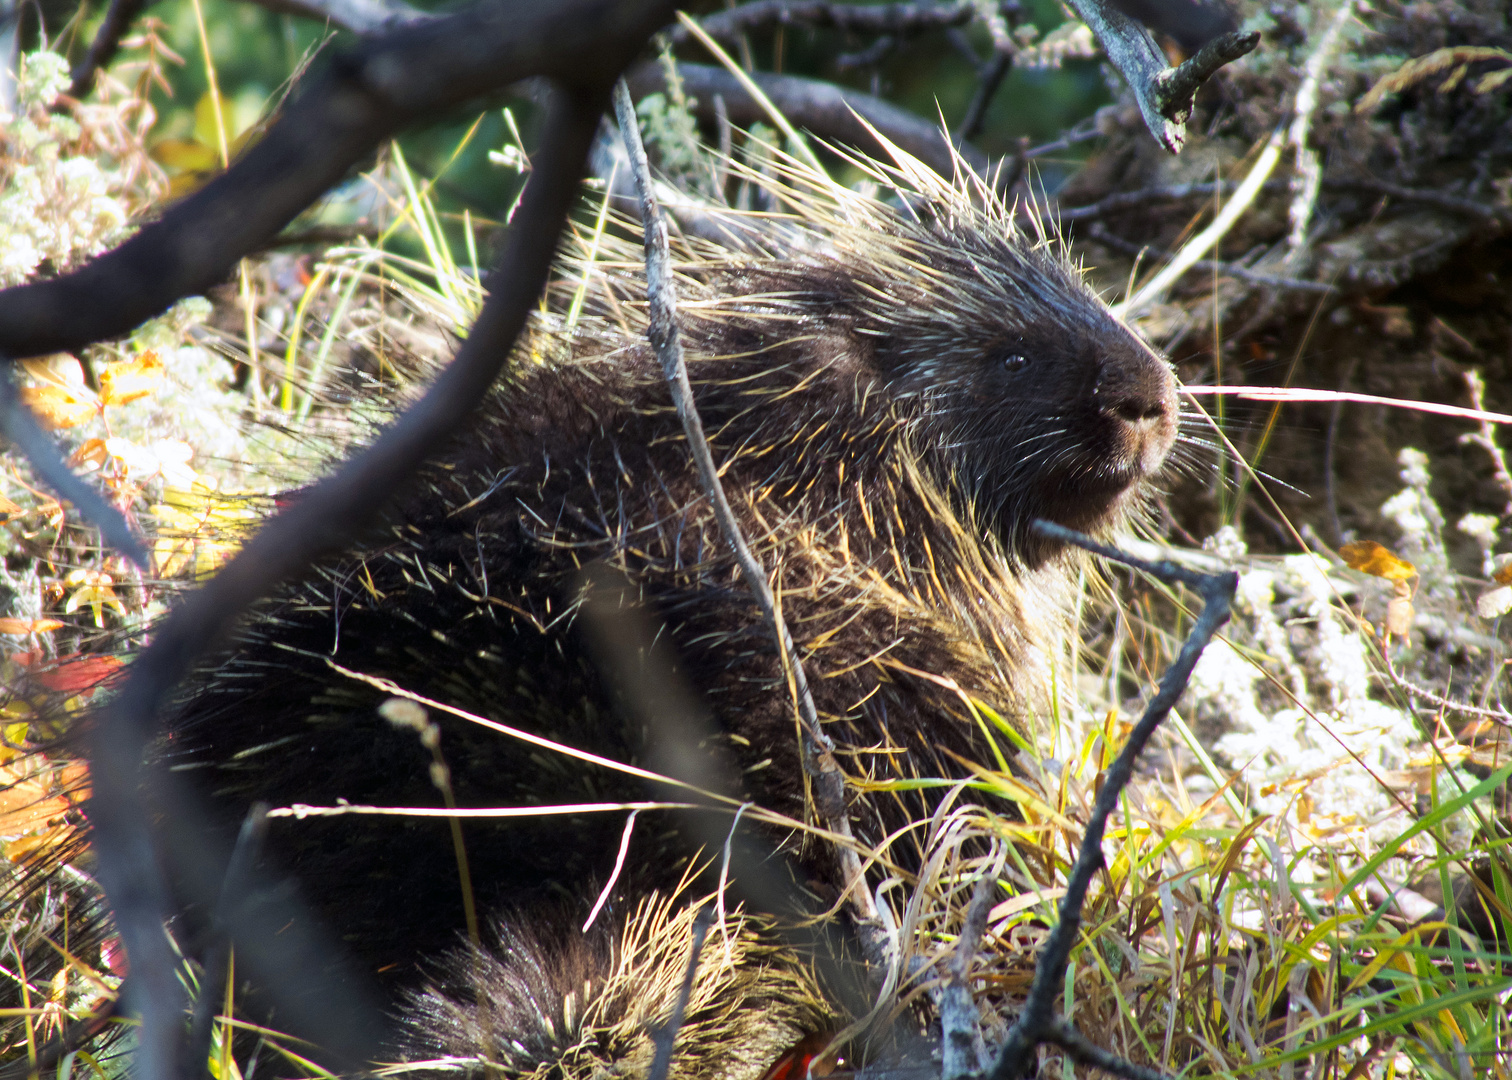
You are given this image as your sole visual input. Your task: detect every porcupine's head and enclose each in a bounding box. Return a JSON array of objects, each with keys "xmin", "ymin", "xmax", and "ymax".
[{"xmin": 765, "ymin": 152, "xmax": 1178, "ymax": 563}]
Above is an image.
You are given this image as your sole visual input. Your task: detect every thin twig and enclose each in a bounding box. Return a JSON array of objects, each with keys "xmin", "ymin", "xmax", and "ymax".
[
  {"xmin": 67, "ymin": 0, "xmax": 150, "ymax": 99},
  {"xmin": 940, "ymin": 872, "xmax": 995, "ymax": 1080},
  {"xmin": 1381, "ymin": 647, "xmax": 1511, "ymax": 727},
  {"xmin": 612, "ymin": 80, "xmax": 886, "ymax": 945},
  {"xmin": 186, "ymin": 804, "xmax": 270, "ymax": 1079},
  {"xmin": 1086, "ymin": 224, "xmax": 1336, "ymax": 294},
  {"xmin": 625, "ymin": 61, "xmax": 992, "ymax": 182},
  {"xmin": 1460, "ymin": 370, "xmax": 1512, "ymax": 517},
  {"xmin": 988, "ymin": 519, "xmax": 1236, "ymax": 1080},
  {"xmin": 647, "ymin": 905, "xmax": 715, "ymax": 1080},
  {"xmin": 0, "ymin": 361, "xmax": 148, "ymax": 567}
]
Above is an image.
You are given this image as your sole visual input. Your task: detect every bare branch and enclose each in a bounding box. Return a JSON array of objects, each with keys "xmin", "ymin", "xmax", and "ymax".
[
  {"xmin": 612, "ymin": 78, "xmax": 888, "ymax": 953},
  {"xmin": 670, "ymin": 0, "xmax": 975, "ymax": 46},
  {"xmin": 625, "ymin": 61, "xmax": 992, "ymax": 184},
  {"xmin": 988, "ymin": 520, "xmax": 1237, "ymax": 1080},
  {"xmin": 1066, "ymin": 0, "xmax": 1257, "ymax": 152},
  {"xmin": 67, "ymin": 0, "xmax": 150, "ymax": 99},
  {"xmin": 0, "ymin": 363, "xmax": 148, "ymax": 566},
  {"xmin": 1084, "ymin": 223, "xmax": 1337, "ymax": 294},
  {"xmin": 648, "ymin": 905, "xmax": 715, "ymax": 1080},
  {"xmin": 0, "ymin": 0, "xmax": 676, "ymax": 360},
  {"xmin": 235, "ymin": 0, "xmax": 427, "ymax": 33},
  {"xmin": 940, "ymin": 872, "xmax": 995, "ymax": 1080},
  {"xmin": 85, "ymin": 83, "xmax": 618, "ymax": 1080}
]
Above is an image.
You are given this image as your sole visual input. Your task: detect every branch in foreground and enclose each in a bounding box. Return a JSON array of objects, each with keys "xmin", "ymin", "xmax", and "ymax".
[
  {"xmin": 988, "ymin": 520, "xmax": 1237, "ymax": 1080},
  {"xmin": 85, "ymin": 87, "xmax": 609, "ymax": 1080},
  {"xmin": 0, "ymin": 0, "xmax": 676, "ymax": 359},
  {"xmin": 612, "ymin": 78, "xmax": 887, "ymax": 950},
  {"xmin": 67, "ymin": 0, "xmax": 150, "ymax": 99},
  {"xmin": 670, "ymin": 0, "xmax": 975, "ymax": 46},
  {"xmin": 1067, "ymin": 0, "xmax": 1257, "ymax": 153},
  {"xmin": 0, "ymin": 363, "xmax": 148, "ymax": 566},
  {"xmin": 625, "ymin": 61, "xmax": 991, "ymax": 184}
]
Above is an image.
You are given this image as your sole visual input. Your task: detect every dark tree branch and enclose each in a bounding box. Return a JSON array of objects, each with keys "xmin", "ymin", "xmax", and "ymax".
[
  {"xmin": 75, "ymin": 19, "xmax": 655, "ymax": 1065},
  {"xmin": 0, "ymin": 0, "xmax": 674, "ymax": 360},
  {"xmin": 185, "ymin": 805, "xmax": 269, "ymax": 1076},
  {"xmin": 1104, "ymin": 0, "xmax": 1237, "ymax": 53},
  {"xmin": 67, "ymin": 0, "xmax": 151, "ymax": 99},
  {"xmin": 1066, "ymin": 0, "xmax": 1257, "ymax": 152},
  {"xmin": 988, "ymin": 520, "xmax": 1237, "ymax": 1080},
  {"xmin": 670, "ymin": 0, "xmax": 975, "ymax": 46},
  {"xmin": 647, "ymin": 905, "xmax": 715, "ymax": 1080},
  {"xmin": 625, "ymin": 61, "xmax": 992, "ymax": 184},
  {"xmin": 957, "ymin": 50, "xmax": 1012, "ymax": 143},
  {"xmin": 612, "ymin": 77, "xmax": 887, "ymax": 951},
  {"xmin": 0, "ymin": 363, "xmax": 148, "ymax": 566},
  {"xmin": 1150, "ymin": 29, "xmax": 1262, "ymax": 126},
  {"xmin": 235, "ymin": 0, "xmax": 426, "ymax": 33}
]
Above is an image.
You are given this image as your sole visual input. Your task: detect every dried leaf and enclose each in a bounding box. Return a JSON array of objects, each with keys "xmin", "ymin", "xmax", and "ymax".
[
  {"xmin": 32, "ymin": 654, "xmax": 124, "ymax": 695},
  {"xmin": 1491, "ymin": 553, "xmax": 1512, "ymax": 585},
  {"xmin": 1385, "ymin": 595, "xmax": 1414, "ymax": 637},
  {"xmin": 98, "ymin": 350, "xmax": 164, "ymax": 407},
  {"xmin": 0, "ymin": 494, "xmax": 23, "ymax": 516},
  {"xmin": 1340, "ymin": 540, "xmax": 1418, "ymax": 582},
  {"xmin": 1357, "ymin": 46, "xmax": 1512, "ymax": 113},
  {"xmin": 1476, "ymin": 585, "xmax": 1512, "ymax": 619},
  {"xmin": 19, "ymin": 385, "xmax": 98, "ymax": 430},
  {"xmin": 20, "ymin": 354, "xmax": 89, "ymax": 392}
]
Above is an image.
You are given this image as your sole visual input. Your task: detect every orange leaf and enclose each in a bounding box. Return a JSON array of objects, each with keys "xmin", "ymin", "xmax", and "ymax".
[
  {"xmin": 0, "ymin": 618, "xmax": 63, "ymax": 635},
  {"xmin": 71, "ymin": 438, "xmax": 110, "ymax": 470},
  {"xmin": 98, "ymin": 351, "xmax": 165, "ymax": 407},
  {"xmin": 0, "ymin": 494, "xmax": 22, "ymax": 516},
  {"xmin": 1493, "ymin": 559, "xmax": 1512, "ymax": 586},
  {"xmin": 33, "ymin": 654, "xmax": 124, "ymax": 695},
  {"xmin": 20, "ymin": 385, "xmax": 98, "ymax": 430},
  {"xmin": 1340, "ymin": 541, "xmax": 1418, "ymax": 582}
]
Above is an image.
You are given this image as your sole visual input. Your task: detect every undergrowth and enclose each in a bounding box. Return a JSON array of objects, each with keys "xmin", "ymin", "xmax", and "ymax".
[{"xmin": 0, "ymin": 25, "xmax": 1508, "ymax": 1080}]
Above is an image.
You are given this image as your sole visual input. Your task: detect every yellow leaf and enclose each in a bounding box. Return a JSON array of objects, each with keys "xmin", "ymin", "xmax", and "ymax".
[
  {"xmin": 98, "ymin": 350, "xmax": 164, "ymax": 407},
  {"xmin": 1357, "ymin": 46, "xmax": 1512, "ymax": 113},
  {"xmin": 1340, "ymin": 540, "xmax": 1418, "ymax": 582},
  {"xmin": 20, "ymin": 385, "xmax": 98, "ymax": 430},
  {"xmin": 20, "ymin": 354, "xmax": 88, "ymax": 392},
  {"xmin": 150, "ymin": 137, "xmax": 218, "ymax": 173}
]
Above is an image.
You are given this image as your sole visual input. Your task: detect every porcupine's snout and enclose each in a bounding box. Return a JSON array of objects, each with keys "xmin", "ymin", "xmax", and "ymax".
[{"xmin": 1095, "ymin": 348, "xmax": 1178, "ymax": 479}]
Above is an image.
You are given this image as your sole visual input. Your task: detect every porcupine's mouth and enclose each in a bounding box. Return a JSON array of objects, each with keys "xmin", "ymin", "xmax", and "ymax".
[{"xmin": 1028, "ymin": 386, "xmax": 1178, "ymax": 540}]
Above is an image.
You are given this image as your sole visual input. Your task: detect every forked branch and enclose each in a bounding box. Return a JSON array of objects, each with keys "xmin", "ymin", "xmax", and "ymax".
[{"xmin": 989, "ymin": 520, "xmax": 1237, "ymax": 1080}]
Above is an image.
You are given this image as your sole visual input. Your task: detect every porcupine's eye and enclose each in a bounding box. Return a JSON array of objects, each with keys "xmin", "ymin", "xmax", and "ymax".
[{"xmin": 1000, "ymin": 353, "xmax": 1029, "ymax": 373}]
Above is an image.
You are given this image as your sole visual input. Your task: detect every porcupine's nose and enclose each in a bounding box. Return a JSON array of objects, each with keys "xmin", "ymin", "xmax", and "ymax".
[{"xmin": 1098, "ymin": 355, "xmax": 1178, "ymax": 474}]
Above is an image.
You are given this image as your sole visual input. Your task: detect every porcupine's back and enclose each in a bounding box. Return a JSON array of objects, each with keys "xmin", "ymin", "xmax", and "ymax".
[{"xmin": 15, "ymin": 142, "xmax": 1178, "ymax": 1070}]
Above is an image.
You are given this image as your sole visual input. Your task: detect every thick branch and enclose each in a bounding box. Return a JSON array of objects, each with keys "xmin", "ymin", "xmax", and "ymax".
[
  {"xmin": 237, "ymin": 0, "xmax": 426, "ymax": 32},
  {"xmin": 1066, "ymin": 0, "xmax": 1257, "ymax": 152},
  {"xmin": 0, "ymin": 0, "xmax": 676, "ymax": 360},
  {"xmin": 670, "ymin": 0, "xmax": 974, "ymax": 45},
  {"xmin": 85, "ymin": 85, "xmax": 614, "ymax": 1080},
  {"xmin": 625, "ymin": 61, "xmax": 991, "ymax": 183}
]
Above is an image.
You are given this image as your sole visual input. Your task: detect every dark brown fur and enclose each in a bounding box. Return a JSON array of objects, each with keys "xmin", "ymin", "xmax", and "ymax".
[{"xmin": 61, "ymin": 165, "xmax": 1179, "ymax": 1072}]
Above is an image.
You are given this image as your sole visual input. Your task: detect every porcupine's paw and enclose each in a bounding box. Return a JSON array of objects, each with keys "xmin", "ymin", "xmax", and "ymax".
[{"xmin": 393, "ymin": 892, "xmax": 840, "ymax": 1080}]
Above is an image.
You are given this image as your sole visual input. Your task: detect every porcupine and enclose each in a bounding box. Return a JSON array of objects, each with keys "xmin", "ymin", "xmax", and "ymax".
[{"xmin": 10, "ymin": 144, "xmax": 1178, "ymax": 1076}]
